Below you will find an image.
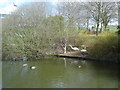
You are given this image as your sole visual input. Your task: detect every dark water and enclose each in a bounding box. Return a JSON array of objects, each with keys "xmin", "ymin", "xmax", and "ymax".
[{"xmin": 2, "ymin": 57, "xmax": 119, "ymax": 88}]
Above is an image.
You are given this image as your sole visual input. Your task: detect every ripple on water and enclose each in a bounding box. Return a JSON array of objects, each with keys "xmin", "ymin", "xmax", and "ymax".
[{"xmin": 2, "ymin": 57, "xmax": 119, "ymax": 88}]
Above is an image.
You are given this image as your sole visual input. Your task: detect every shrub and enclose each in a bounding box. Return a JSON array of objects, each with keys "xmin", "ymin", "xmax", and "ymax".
[{"xmin": 74, "ymin": 31, "xmax": 118, "ymax": 62}]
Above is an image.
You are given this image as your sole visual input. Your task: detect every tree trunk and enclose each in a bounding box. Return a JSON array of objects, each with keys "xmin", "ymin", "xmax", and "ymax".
[
  {"xmin": 104, "ymin": 24, "xmax": 107, "ymax": 30},
  {"xmin": 63, "ymin": 44, "xmax": 67, "ymax": 54},
  {"xmin": 86, "ymin": 18, "xmax": 89, "ymax": 31},
  {"xmin": 96, "ymin": 22, "xmax": 99, "ymax": 36},
  {"xmin": 100, "ymin": 22, "xmax": 103, "ymax": 32}
]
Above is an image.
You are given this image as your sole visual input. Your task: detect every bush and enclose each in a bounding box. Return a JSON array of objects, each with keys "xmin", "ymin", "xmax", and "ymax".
[
  {"xmin": 2, "ymin": 15, "xmax": 65, "ymax": 60},
  {"xmin": 75, "ymin": 31, "xmax": 118, "ymax": 62}
]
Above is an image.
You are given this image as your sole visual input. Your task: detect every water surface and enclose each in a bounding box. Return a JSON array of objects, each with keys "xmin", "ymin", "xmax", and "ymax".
[{"xmin": 2, "ymin": 57, "xmax": 119, "ymax": 88}]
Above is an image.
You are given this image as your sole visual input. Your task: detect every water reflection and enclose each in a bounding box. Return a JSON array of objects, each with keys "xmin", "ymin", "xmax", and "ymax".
[
  {"xmin": 2, "ymin": 57, "xmax": 119, "ymax": 88},
  {"xmin": 63, "ymin": 58, "xmax": 67, "ymax": 68}
]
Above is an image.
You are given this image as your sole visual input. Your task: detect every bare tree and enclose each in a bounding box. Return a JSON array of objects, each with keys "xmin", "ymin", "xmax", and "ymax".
[
  {"xmin": 84, "ymin": 2, "xmax": 102, "ymax": 35},
  {"xmin": 100, "ymin": 2, "xmax": 118, "ymax": 30},
  {"xmin": 57, "ymin": 2, "xmax": 83, "ymax": 29},
  {"xmin": 83, "ymin": 2, "xmax": 118, "ymax": 35},
  {"xmin": 57, "ymin": 2, "xmax": 82, "ymax": 53},
  {"xmin": 3, "ymin": 2, "xmax": 47, "ymax": 30}
]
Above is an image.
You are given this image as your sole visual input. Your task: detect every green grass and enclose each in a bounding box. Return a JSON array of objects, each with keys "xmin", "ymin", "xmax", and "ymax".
[{"xmin": 105, "ymin": 27, "xmax": 118, "ymax": 32}]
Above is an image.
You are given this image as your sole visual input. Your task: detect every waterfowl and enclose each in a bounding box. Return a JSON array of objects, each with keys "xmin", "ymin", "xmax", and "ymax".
[
  {"xmin": 80, "ymin": 49, "xmax": 87, "ymax": 52},
  {"xmin": 78, "ymin": 65, "xmax": 81, "ymax": 68},
  {"xmin": 23, "ymin": 64, "xmax": 27, "ymax": 67},
  {"xmin": 30, "ymin": 66, "xmax": 36, "ymax": 70},
  {"xmin": 80, "ymin": 45, "xmax": 87, "ymax": 52},
  {"xmin": 69, "ymin": 44, "xmax": 79, "ymax": 51}
]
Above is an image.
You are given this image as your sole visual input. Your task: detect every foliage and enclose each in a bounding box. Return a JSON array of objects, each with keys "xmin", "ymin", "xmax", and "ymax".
[
  {"xmin": 2, "ymin": 2, "xmax": 118, "ymax": 62},
  {"xmin": 2, "ymin": 14, "xmax": 65, "ymax": 60},
  {"xmin": 75, "ymin": 32, "xmax": 118, "ymax": 62}
]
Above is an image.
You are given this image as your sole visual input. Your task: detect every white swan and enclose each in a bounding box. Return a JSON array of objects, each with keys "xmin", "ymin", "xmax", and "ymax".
[
  {"xmin": 69, "ymin": 44, "xmax": 79, "ymax": 51},
  {"xmin": 80, "ymin": 45, "xmax": 87, "ymax": 52},
  {"xmin": 31, "ymin": 66, "xmax": 36, "ymax": 70},
  {"xmin": 80, "ymin": 49, "xmax": 87, "ymax": 52}
]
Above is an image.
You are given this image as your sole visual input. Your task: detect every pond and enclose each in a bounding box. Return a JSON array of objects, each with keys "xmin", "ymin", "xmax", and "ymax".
[{"xmin": 2, "ymin": 57, "xmax": 119, "ymax": 88}]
